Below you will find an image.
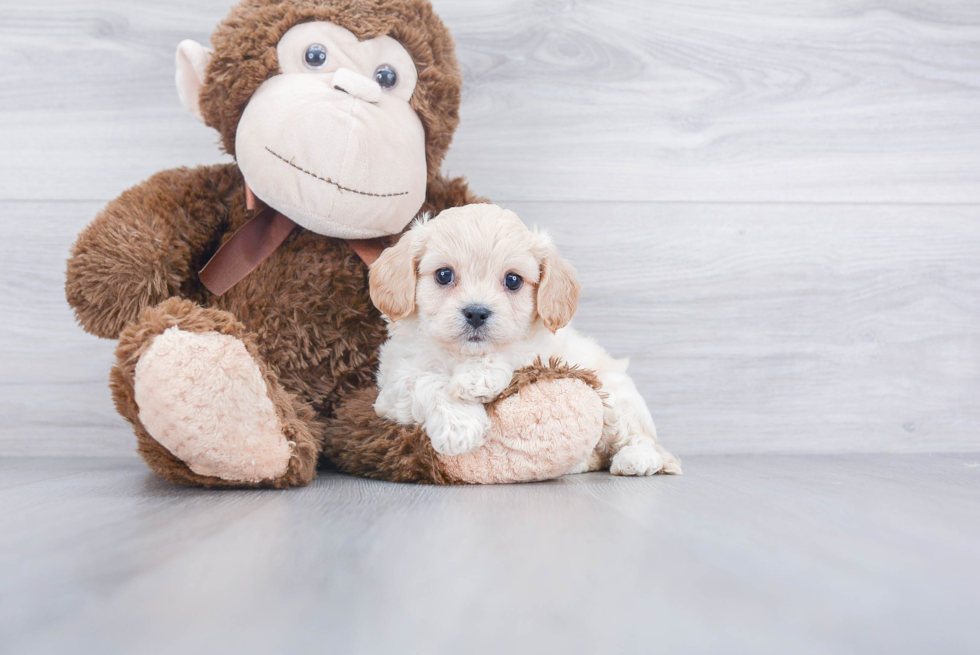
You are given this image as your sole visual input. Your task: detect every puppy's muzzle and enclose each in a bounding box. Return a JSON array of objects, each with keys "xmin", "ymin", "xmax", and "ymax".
[{"xmin": 462, "ymin": 305, "xmax": 491, "ymax": 329}]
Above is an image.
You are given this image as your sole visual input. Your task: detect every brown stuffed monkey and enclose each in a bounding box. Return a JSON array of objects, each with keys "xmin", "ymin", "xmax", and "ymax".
[{"xmin": 65, "ymin": 0, "xmax": 605, "ymax": 488}]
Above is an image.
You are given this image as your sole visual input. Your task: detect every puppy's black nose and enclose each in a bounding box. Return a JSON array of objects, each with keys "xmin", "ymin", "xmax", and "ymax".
[{"xmin": 462, "ymin": 305, "xmax": 491, "ymax": 329}]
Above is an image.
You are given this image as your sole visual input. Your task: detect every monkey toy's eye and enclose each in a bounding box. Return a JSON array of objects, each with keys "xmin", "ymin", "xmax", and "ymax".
[
  {"xmin": 435, "ymin": 268, "xmax": 454, "ymax": 285},
  {"xmin": 375, "ymin": 65, "xmax": 398, "ymax": 90},
  {"xmin": 304, "ymin": 44, "xmax": 328, "ymax": 70},
  {"xmin": 504, "ymin": 273, "xmax": 523, "ymax": 291}
]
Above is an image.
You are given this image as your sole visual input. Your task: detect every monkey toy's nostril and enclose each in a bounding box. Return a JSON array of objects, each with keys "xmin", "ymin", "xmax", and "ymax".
[{"xmin": 462, "ymin": 305, "xmax": 491, "ymax": 329}]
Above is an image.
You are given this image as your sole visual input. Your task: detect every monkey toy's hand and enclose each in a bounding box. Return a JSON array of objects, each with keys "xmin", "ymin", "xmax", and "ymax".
[{"xmin": 449, "ymin": 358, "xmax": 515, "ymax": 404}]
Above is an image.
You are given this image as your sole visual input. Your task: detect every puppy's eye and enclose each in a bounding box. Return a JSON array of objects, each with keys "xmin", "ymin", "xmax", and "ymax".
[
  {"xmin": 435, "ymin": 268, "xmax": 454, "ymax": 285},
  {"xmin": 375, "ymin": 65, "xmax": 398, "ymax": 90},
  {"xmin": 504, "ymin": 273, "xmax": 523, "ymax": 291},
  {"xmin": 304, "ymin": 44, "xmax": 328, "ymax": 70}
]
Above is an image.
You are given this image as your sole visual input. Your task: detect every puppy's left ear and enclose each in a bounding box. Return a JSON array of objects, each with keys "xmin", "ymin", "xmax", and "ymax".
[
  {"xmin": 537, "ymin": 245, "xmax": 581, "ymax": 333},
  {"xmin": 370, "ymin": 230, "xmax": 420, "ymax": 321}
]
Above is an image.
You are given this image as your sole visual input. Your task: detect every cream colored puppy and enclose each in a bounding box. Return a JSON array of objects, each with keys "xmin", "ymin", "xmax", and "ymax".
[{"xmin": 369, "ymin": 204, "xmax": 681, "ymax": 476}]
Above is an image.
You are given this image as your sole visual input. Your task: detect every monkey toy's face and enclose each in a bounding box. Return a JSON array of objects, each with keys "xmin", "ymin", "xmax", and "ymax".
[
  {"xmin": 177, "ymin": 21, "xmax": 428, "ymax": 239},
  {"xmin": 237, "ymin": 22, "xmax": 426, "ymax": 239}
]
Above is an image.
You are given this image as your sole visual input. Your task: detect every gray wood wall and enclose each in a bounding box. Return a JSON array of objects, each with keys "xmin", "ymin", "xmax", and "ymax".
[{"xmin": 2, "ymin": 0, "xmax": 978, "ymax": 456}]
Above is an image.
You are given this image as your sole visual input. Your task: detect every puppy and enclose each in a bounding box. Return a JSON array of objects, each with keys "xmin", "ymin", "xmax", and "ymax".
[{"xmin": 369, "ymin": 204, "xmax": 681, "ymax": 476}]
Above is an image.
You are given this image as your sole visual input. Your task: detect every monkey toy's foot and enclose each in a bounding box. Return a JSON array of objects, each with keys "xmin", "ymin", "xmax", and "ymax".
[
  {"xmin": 112, "ymin": 298, "xmax": 320, "ymax": 489},
  {"xmin": 439, "ymin": 361, "xmax": 605, "ymax": 484},
  {"xmin": 323, "ymin": 359, "xmax": 605, "ymax": 485},
  {"xmin": 133, "ymin": 326, "xmax": 293, "ymax": 483}
]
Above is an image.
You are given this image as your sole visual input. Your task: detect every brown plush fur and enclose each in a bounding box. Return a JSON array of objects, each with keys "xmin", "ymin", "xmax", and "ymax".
[
  {"xmin": 323, "ymin": 388, "xmax": 455, "ymax": 484},
  {"xmin": 494, "ymin": 357, "xmax": 602, "ymax": 405},
  {"xmin": 323, "ymin": 359, "xmax": 604, "ymax": 484},
  {"xmin": 65, "ymin": 0, "xmax": 598, "ymax": 488}
]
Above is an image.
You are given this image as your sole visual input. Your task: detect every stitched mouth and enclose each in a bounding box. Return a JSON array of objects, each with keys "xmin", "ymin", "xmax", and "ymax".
[{"xmin": 265, "ymin": 147, "xmax": 409, "ymax": 198}]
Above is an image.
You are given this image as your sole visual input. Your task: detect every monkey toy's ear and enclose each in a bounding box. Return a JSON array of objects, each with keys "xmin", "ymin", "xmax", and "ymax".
[{"xmin": 175, "ymin": 40, "xmax": 214, "ymax": 122}]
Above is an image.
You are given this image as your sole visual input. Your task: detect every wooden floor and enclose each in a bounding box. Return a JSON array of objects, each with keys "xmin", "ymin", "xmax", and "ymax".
[{"xmin": 2, "ymin": 454, "xmax": 979, "ymax": 654}]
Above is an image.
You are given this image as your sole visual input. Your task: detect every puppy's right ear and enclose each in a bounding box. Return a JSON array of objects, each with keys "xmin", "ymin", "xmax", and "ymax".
[
  {"xmin": 537, "ymin": 244, "xmax": 581, "ymax": 333},
  {"xmin": 370, "ymin": 231, "xmax": 420, "ymax": 321}
]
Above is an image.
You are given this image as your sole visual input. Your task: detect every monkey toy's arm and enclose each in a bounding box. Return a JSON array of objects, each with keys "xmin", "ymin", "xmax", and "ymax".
[{"xmin": 66, "ymin": 163, "xmax": 242, "ymax": 339}]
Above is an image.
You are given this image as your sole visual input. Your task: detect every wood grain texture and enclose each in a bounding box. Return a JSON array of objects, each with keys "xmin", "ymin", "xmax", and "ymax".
[
  {"xmin": 1, "ymin": 0, "xmax": 979, "ymax": 457},
  {"xmin": 1, "ymin": 0, "xmax": 979, "ymax": 202},
  {"xmin": 0, "ymin": 1, "xmax": 234, "ymax": 201},
  {"xmin": 2, "ymin": 455, "xmax": 979, "ymax": 653},
  {"xmin": 444, "ymin": 0, "xmax": 980, "ymax": 203},
  {"xmin": 2, "ymin": 201, "xmax": 978, "ymax": 456},
  {"xmin": 516, "ymin": 201, "xmax": 980, "ymax": 454},
  {"xmin": 0, "ymin": 201, "xmax": 130, "ymax": 455}
]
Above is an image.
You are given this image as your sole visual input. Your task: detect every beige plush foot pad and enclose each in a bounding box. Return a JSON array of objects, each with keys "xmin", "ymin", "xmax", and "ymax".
[
  {"xmin": 134, "ymin": 327, "xmax": 291, "ymax": 483},
  {"xmin": 440, "ymin": 377, "xmax": 604, "ymax": 484}
]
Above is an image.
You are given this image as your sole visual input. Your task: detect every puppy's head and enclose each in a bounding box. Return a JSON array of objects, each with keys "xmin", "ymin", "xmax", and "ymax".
[{"xmin": 369, "ymin": 204, "xmax": 580, "ymax": 353}]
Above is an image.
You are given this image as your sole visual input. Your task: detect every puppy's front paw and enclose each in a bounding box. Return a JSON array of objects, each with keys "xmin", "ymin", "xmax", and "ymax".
[
  {"xmin": 610, "ymin": 445, "xmax": 664, "ymax": 476},
  {"xmin": 449, "ymin": 366, "xmax": 511, "ymax": 404},
  {"xmin": 425, "ymin": 402, "xmax": 490, "ymax": 456}
]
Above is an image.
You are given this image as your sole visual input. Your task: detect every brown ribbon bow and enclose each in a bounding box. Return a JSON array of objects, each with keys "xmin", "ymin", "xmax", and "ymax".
[{"xmin": 198, "ymin": 185, "xmax": 388, "ymax": 296}]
